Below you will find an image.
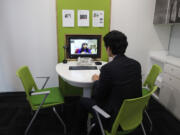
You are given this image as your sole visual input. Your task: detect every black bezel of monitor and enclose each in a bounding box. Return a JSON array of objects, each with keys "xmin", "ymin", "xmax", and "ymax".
[{"xmin": 66, "ymin": 35, "xmax": 101, "ymax": 59}]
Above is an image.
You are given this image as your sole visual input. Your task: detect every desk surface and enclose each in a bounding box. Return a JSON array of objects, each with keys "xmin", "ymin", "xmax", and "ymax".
[{"xmin": 56, "ymin": 61, "xmax": 106, "ymax": 88}]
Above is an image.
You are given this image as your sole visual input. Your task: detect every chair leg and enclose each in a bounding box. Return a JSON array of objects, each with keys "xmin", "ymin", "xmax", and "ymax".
[
  {"xmin": 25, "ymin": 108, "xmax": 40, "ymax": 135},
  {"xmin": 25, "ymin": 94, "xmax": 48, "ymax": 135},
  {"xmin": 87, "ymin": 115, "xmax": 91, "ymax": 132},
  {"xmin": 87, "ymin": 123, "xmax": 96, "ymax": 135},
  {"xmin": 144, "ymin": 109, "xmax": 153, "ymax": 131},
  {"xmin": 87, "ymin": 114, "xmax": 96, "ymax": 135},
  {"xmin": 53, "ymin": 107, "xmax": 67, "ymax": 134},
  {"xmin": 95, "ymin": 111, "xmax": 105, "ymax": 135},
  {"xmin": 141, "ymin": 123, "xmax": 147, "ymax": 135}
]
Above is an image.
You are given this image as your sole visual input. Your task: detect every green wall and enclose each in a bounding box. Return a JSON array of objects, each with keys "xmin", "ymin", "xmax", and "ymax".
[{"xmin": 56, "ymin": 0, "xmax": 111, "ymax": 96}]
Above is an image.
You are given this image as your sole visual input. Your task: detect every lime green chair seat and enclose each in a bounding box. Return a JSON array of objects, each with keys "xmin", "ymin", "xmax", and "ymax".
[
  {"xmin": 91, "ymin": 86, "xmax": 158, "ymax": 135},
  {"xmin": 16, "ymin": 66, "xmax": 66, "ymax": 135},
  {"xmin": 29, "ymin": 87, "xmax": 64, "ymax": 110},
  {"xmin": 142, "ymin": 64, "xmax": 162, "ymax": 96}
]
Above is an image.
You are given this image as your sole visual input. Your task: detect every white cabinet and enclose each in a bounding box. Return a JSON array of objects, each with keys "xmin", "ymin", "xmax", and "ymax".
[
  {"xmin": 159, "ymin": 83, "xmax": 176, "ymax": 110},
  {"xmin": 159, "ymin": 64, "xmax": 180, "ymax": 120},
  {"xmin": 149, "ymin": 51, "xmax": 180, "ymax": 120},
  {"xmin": 163, "ymin": 73, "xmax": 180, "ymax": 90},
  {"xmin": 159, "ymin": 82, "xmax": 180, "ymax": 119},
  {"xmin": 164, "ymin": 64, "xmax": 180, "ymax": 80},
  {"xmin": 174, "ymin": 88, "xmax": 180, "ymax": 118}
]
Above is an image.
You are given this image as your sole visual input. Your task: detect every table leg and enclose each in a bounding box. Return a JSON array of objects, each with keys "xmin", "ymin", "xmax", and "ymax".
[{"xmin": 83, "ymin": 87, "xmax": 92, "ymax": 98}]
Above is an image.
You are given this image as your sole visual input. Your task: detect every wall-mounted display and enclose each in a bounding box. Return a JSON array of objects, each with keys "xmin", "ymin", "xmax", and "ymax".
[
  {"xmin": 78, "ymin": 10, "xmax": 89, "ymax": 27},
  {"xmin": 92, "ymin": 10, "xmax": 104, "ymax": 27},
  {"xmin": 65, "ymin": 35, "xmax": 102, "ymax": 59},
  {"xmin": 62, "ymin": 10, "xmax": 74, "ymax": 27},
  {"xmin": 154, "ymin": 0, "xmax": 180, "ymax": 24}
]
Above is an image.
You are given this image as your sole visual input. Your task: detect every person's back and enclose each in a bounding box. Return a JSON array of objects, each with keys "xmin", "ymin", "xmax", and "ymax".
[
  {"xmin": 92, "ymin": 55, "xmax": 142, "ymax": 131},
  {"xmin": 110, "ymin": 55, "xmax": 141, "ymax": 106},
  {"xmin": 92, "ymin": 31, "xmax": 142, "ymax": 131}
]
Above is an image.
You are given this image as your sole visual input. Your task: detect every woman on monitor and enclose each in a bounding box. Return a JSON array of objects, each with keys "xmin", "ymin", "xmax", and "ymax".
[{"xmin": 76, "ymin": 43, "xmax": 91, "ymax": 54}]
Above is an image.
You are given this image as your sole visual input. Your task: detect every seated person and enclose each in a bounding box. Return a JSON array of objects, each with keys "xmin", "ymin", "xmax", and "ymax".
[
  {"xmin": 76, "ymin": 43, "xmax": 91, "ymax": 54},
  {"xmin": 72, "ymin": 30, "xmax": 142, "ymax": 135}
]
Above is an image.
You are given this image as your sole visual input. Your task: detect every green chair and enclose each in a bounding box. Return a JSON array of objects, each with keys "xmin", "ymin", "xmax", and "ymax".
[
  {"xmin": 142, "ymin": 64, "xmax": 162, "ymax": 96},
  {"xmin": 89, "ymin": 86, "xmax": 158, "ymax": 135},
  {"xmin": 16, "ymin": 66, "xmax": 66, "ymax": 135},
  {"xmin": 142, "ymin": 64, "xmax": 162, "ymax": 131}
]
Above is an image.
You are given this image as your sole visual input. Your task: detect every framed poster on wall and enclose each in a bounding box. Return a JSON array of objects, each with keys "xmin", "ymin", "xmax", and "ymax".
[
  {"xmin": 78, "ymin": 10, "xmax": 89, "ymax": 27},
  {"xmin": 92, "ymin": 10, "xmax": 104, "ymax": 27},
  {"xmin": 62, "ymin": 9, "xmax": 74, "ymax": 27}
]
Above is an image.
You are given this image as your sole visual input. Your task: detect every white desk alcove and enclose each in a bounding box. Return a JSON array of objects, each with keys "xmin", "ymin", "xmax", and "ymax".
[{"xmin": 56, "ymin": 61, "xmax": 107, "ymax": 97}]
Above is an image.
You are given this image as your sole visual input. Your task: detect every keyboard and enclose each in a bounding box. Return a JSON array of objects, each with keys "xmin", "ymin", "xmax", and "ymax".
[{"xmin": 69, "ymin": 66, "xmax": 98, "ymax": 70}]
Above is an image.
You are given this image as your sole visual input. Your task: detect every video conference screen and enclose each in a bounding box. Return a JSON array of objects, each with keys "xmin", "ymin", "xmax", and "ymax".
[{"xmin": 70, "ymin": 39, "xmax": 98, "ymax": 55}]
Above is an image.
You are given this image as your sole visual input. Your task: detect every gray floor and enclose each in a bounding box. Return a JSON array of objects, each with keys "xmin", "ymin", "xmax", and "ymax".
[{"xmin": 0, "ymin": 92, "xmax": 180, "ymax": 135}]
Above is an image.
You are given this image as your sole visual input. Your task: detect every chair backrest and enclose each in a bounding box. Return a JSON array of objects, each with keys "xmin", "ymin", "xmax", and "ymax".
[
  {"xmin": 143, "ymin": 64, "xmax": 162, "ymax": 90},
  {"xmin": 110, "ymin": 86, "xmax": 158, "ymax": 135},
  {"xmin": 16, "ymin": 66, "xmax": 38, "ymax": 98}
]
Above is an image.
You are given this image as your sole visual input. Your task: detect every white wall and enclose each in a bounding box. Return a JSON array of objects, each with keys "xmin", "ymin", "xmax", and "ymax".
[
  {"xmin": 111, "ymin": 0, "xmax": 171, "ymax": 76},
  {"xmin": 0, "ymin": 0, "xmax": 58, "ymax": 92},
  {"xmin": 0, "ymin": 0, "xmax": 172, "ymax": 92},
  {"xmin": 169, "ymin": 24, "xmax": 180, "ymax": 57}
]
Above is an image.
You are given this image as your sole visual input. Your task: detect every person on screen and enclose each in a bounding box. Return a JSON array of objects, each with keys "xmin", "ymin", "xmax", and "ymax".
[
  {"xmin": 77, "ymin": 43, "xmax": 91, "ymax": 54},
  {"xmin": 72, "ymin": 30, "xmax": 142, "ymax": 135}
]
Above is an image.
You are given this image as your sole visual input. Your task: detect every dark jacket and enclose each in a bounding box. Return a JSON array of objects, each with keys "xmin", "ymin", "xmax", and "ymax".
[{"xmin": 92, "ymin": 54, "xmax": 142, "ymax": 131}]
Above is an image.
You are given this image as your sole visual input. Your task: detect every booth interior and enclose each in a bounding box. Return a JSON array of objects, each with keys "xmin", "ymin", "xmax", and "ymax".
[{"xmin": 1, "ymin": 0, "xmax": 180, "ymax": 135}]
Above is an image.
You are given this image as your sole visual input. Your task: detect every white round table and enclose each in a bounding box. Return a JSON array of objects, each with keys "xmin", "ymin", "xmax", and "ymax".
[{"xmin": 56, "ymin": 61, "xmax": 106, "ymax": 97}]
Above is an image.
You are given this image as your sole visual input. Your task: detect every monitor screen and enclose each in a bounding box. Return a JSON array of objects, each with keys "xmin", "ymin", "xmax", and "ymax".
[{"xmin": 66, "ymin": 35, "xmax": 101, "ymax": 59}]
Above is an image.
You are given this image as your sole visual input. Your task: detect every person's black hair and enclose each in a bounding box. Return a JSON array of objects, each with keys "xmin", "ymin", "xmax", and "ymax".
[
  {"xmin": 103, "ymin": 30, "xmax": 128, "ymax": 55},
  {"xmin": 80, "ymin": 43, "xmax": 89, "ymax": 53}
]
